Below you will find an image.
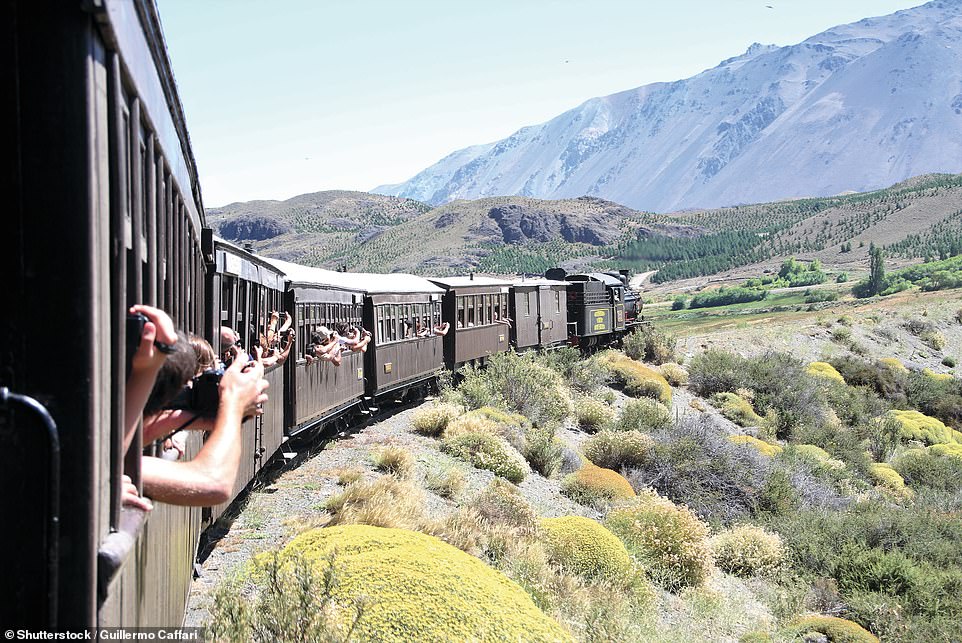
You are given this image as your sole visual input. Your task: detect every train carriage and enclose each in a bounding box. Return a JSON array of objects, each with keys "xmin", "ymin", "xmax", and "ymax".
[
  {"xmin": 4, "ymin": 0, "xmax": 208, "ymax": 629},
  {"xmin": 361, "ymin": 275, "xmax": 446, "ymax": 399},
  {"xmin": 260, "ymin": 259, "xmax": 367, "ymax": 437},
  {"xmin": 204, "ymin": 236, "xmax": 287, "ymax": 520},
  {"xmin": 509, "ymin": 277, "xmax": 570, "ymax": 350},
  {"xmin": 428, "ymin": 276, "xmax": 513, "ymax": 369}
]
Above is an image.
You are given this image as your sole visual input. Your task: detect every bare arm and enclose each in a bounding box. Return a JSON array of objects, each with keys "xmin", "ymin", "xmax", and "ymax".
[
  {"xmin": 124, "ymin": 305, "xmax": 179, "ymax": 451},
  {"xmin": 142, "ymin": 354, "xmax": 268, "ymax": 506}
]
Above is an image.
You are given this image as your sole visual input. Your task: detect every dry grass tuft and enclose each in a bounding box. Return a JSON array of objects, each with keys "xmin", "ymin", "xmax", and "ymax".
[{"xmin": 370, "ymin": 446, "xmax": 415, "ymax": 479}]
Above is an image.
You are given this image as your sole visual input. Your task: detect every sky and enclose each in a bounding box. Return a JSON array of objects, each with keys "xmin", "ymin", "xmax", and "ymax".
[{"xmin": 156, "ymin": 0, "xmax": 927, "ymax": 208}]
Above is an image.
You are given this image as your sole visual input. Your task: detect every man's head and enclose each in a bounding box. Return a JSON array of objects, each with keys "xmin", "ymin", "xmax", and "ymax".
[
  {"xmin": 220, "ymin": 326, "xmax": 240, "ymax": 351},
  {"xmin": 143, "ymin": 331, "xmax": 197, "ymax": 417}
]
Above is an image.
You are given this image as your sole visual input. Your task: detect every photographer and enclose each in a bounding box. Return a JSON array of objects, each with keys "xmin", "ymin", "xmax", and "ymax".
[{"xmin": 141, "ymin": 350, "xmax": 268, "ymax": 506}]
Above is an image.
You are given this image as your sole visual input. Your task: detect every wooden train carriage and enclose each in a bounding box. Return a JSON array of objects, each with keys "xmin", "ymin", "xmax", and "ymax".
[
  {"xmin": 205, "ymin": 237, "xmax": 287, "ymax": 520},
  {"xmin": 509, "ymin": 278, "xmax": 570, "ymax": 349},
  {"xmin": 429, "ymin": 277, "xmax": 513, "ymax": 368},
  {"xmin": 3, "ymin": 0, "xmax": 207, "ymax": 629},
  {"xmin": 261, "ymin": 259, "xmax": 367, "ymax": 437},
  {"xmin": 359, "ymin": 275, "xmax": 445, "ymax": 398}
]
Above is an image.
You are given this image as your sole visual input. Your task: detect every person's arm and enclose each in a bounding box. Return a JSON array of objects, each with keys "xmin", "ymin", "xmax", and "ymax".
[
  {"xmin": 125, "ymin": 305, "xmax": 179, "ymax": 451},
  {"xmin": 141, "ymin": 354, "xmax": 268, "ymax": 506},
  {"xmin": 143, "ymin": 409, "xmax": 209, "ymax": 443},
  {"xmin": 275, "ymin": 334, "xmax": 294, "ymax": 365},
  {"xmin": 352, "ymin": 334, "xmax": 371, "ymax": 352}
]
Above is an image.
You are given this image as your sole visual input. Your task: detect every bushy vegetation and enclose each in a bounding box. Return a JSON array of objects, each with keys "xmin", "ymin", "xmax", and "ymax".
[
  {"xmin": 710, "ymin": 525, "xmax": 786, "ymax": 578},
  {"xmin": 782, "ymin": 615, "xmax": 879, "ymax": 643},
  {"xmin": 688, "ymin": 286, "xmax": 767, "ymax": 309},
  {"xmin": 442, "ymin": 432, "xmax": 528, "ymax": 483},
  {"xmin": 561, "ymin": 462, "xmax": 636, "ymax": 505},
  {"xmin": 541, "ymin": 516, "xmax": 633, "ymax": 582},
  {"xmin": 598, "ymin": 351, "xmax": 672, "ymax": 404},
  {"xmin": 583, "ymin": 430, "xmax": 653, "ymax": 471},
  {"xmin": 410, "ymin": 402, "xmax": 461, "ymax": 437},
  {"xmin": 616, "ymin": 398, "xmax": 672, "ymax": 432},
  {"xmin": 606, "ymin": 492, "xmax": 713, "ymax": 591},
  {"xmin": 371, "ymin": 446, "xmax": 415, "ymax": 478},
  {"xmin": 711, "ymin": 392, "xmax": 765, "ymax": 427},
  {"xmin": 622, "ymin": 325, "xmax": 676, "ymax": 365},
  {"xmin": 574, "ymin": 395, "xmax": 615, "ymax": 431}
]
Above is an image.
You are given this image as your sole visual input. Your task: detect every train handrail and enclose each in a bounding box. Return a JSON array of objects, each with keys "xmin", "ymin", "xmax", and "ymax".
[{"xmin": 0, "ymin": 388, "xmax": 60, "ymax": 627}]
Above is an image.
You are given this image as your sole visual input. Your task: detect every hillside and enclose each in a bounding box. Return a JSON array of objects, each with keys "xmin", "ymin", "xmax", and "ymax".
[
  {"xmin": 211, "ymin": 173, "xmax": 962, "ymax": 281},
  {"xmin": 186, "ymin": 290, "xmax": 962, "ymax": 642},
  {"xmin": 205, "ymin": 190, "xmax": 432, "ymax": 262},
  {"xmin": 374, "ymin": 1, "xmax": 962, "ymax": 213}
]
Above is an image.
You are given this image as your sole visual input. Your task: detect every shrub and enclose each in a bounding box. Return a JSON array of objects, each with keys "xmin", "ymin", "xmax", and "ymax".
[
  {"xmin": 541, "ymin": 516, "xmax": 633, "ymax": 581},
  {"xmin": 930, "ymin": 442, "xmax": 962, "ymax": 459},
  {"xmin": 712, "ymin": 392, "xmax": 765, "ymax": 427},
  {"xmin": 599, "ymin": 352, "xmax": 672, "ymax": 404},
  {"xmin": 606, "ymin": 491, "xmax": 713, "ymax": 591},
  {"xmin": 886, "ymin": 409, "xmax": 962, "ymax": 445},
  {"xmin": 688, "ymin": 350, "xmax": 749, "ymax": 397},
  {"xmin": 659, "ymin": 362, "xmax": 689, "ymax": 386},
  {"xmin": 561, "ymin": 462, "xmax": 635, "ymax": 505},
  {"xmin": 921, "ymin": 330, "xmax": 946, "ymax": 351},
  {"xmin": 371, "ymin": 446, "xmax": 415, "ymax": 478},
  {"xmin": 207, "ymin": 549, "xmax": 365, "ymax": 643},
  {"xmin": 520, "ymin": 424, "xmax": 565, "ymax": 478},
  {"xmin": 790, "ymin": 444, "xmax": 846, "ymax": 472},
  {"xmin": 867, "ymin": 463, "xmax": 912, "ymax": 500},
  {"xmin": 623, "ymin": 325, "xmax": 676, "ymax": 364},
  {"xmin": 425, "ymin": 467, "xmax": 466, "ymax": 499},
  {"xmin": 922, "ymin": 367, "xmax": 954, "ymax": 382},
  {"xmin": 710, "ymin": 525, "xmax": 786, "ymax": 577},
  {"xmin": 273, "ymin": 525, "xmax": 570, "ymax": 642},
  {"xmin": 782, "ymin": 615, "xmax": 879, "ymax": 643},
  {"xmin": 891, "ymin": 448, "xmax": 962, "ymax": 491},
  {"xmin": 574, "ymin": 395, "xmax": 616, "ymax": 431},
  {"xmin": 325, "ymin": 477, "xmax": 425, "ymax": 530},
  {"xmin": 625, "ymin": 415, "xmax": 774, "ymax": 524},
  {"xmin": 615, "ymin": 398, "xmax": 672, "ymax": 432},
  {"xmin": 943, "ymin": 356, "xmax": 957, "ymax": 368},
  {"xmin": 444, "ymin": 413, "xmax": 501, "ymax": 441},
  {"xmin": 689, "ymin": 286, "xmax": 767, "ymax": 309},
  {"xmin": 879, "ymin": 357, "xmax": 908, "ymax": 373},
  {"xmin": 442, "ymin": 432, "xmax": 528, "ymax": 483},
  {"xmin": 807, "ymin": 361, "xmax": 846, "ymax": 384},
  {"xmin": 583, "ymin": 430, "xmax": 653, "ymax": 471},
  {"xmin": 335, "ymin": 467, "xmax": 363, "ymax": 485},
  {"xmin": 411, "ymin": 402, "xmax": 461, "ymax": 437},
  {"xmin": 468, "ymin": 479, "xmax": 539, "ymax": 535},
  {"xmin": 728, "ymin": 434, "xmax": 783, "ymax": 458}
]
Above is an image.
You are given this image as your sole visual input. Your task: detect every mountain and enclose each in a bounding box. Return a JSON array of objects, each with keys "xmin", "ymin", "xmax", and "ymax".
[
  {"xmin": 206, "ymin": 190, "xmax": 431, "ymax": 261},
  {"xmin": 373, "ymin": 1, "xmax": 962, "ymax": 212}
]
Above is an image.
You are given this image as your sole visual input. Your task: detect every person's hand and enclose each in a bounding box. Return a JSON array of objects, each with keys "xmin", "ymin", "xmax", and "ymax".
[
  {"xmin": 121, "ymin": 474, "xmax": 153, "ymax": 512},
  {"xmin": 129, "ymin": 305, "xmax": 178, "ymax": 372},
  {"xmin": 218, "ymin": 351, "xmax": 269, "ymax": 415},
  {"xmin": 163, "ymin": 432, "xmax": 187, "ymax": 460}
]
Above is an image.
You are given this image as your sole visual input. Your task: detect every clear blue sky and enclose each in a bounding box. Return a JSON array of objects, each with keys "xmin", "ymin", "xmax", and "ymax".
[{"xmin": 156, "ymin": 0, "xmax": 926, "ymax": 207}]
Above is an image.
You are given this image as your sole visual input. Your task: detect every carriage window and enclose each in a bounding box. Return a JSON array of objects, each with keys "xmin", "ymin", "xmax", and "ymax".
[
  {"xmin": 457, "ymin": 296, "xmax": 465, "ymax": 328},
  {"xmin": 555, "ymin": 290, "xmax": 561, "ymax": 312},
  {"xmin": 467, "ymin": 296, "xmax": 475, "ymax": 326},
  {"xmin": 486, "ymin": 295, "xmax": 494, "ymax": 325},
  {"xmin": 526, "ymin": 292, "xmax": 532, "ymax": 317}
]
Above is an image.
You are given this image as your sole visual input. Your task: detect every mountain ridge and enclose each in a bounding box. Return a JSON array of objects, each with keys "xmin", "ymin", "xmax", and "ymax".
[{"xmin": 372, "ymin": 1, "xmax": 962, "ymax": 212}]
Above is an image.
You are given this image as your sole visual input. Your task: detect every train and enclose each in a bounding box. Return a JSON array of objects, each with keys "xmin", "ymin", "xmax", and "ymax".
[{"xmin": 2, "ymin": 0, "xmax": 644, "ymax": 632}]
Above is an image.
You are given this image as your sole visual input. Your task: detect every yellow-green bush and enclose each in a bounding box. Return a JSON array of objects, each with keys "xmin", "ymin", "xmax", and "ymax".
[
  {"xmin": 868, "ymin": 462, "xmax": 913, "ymax": 499},
  {"xmin": 277, "ymin": 525, "xmax": 572, "ymax": 642},
  {"xmin": 560, "ymin": 461, "xmax": 635, "ymax": 505},
  {"xmin": 659, "ymin": 362, "xmax": 689, "ymax": 387},
  {"xmin": 807, "ymin": 361, "xmax": 846, "ymax": 383},
  {"xmin": 616, "ymin": 397, "xmax": 672, "ymax": 432},
  {"xmin": 606, "ymin": 491, "xmax": 712, "ymax": 591},
  {"xmin": 792, "ymin": 444, "xmax": 846, "ymax": 470},
  {"xmin": 443, "ymin": 413, "xmax": 501, "ymax": 440},
  {"xmin": 922, "ymin": 367, "xmax": 954, "ymax": 382},
  {"xmin": 470, "ymin": 406, "xmax": 531, "ymax": 430},
  {"xmin": 886, "ymin": 409, "xmax": 962, "ymax": 445},
  {"xmin": 410, "ymin": 402, "xmax": 461, "ymax": 437},
  {"xmin": 930, "ymin": 442, "xmax": 962, "ymax": 459},
  {"xmin": 599, "ymin": 352, "xmax": 672, "ymax": 404},
  {"xmin": 583, "ymin": 430, "xmax": 653, "ymax": 470},
  {"xmin": 574, "ymin": 395, "xmax": 616, "ymax": 431},
  {"xmin": 711, "ymin": 392, "xmax": 764, "ymax": 427},
  {"xmin": 727, "ymin": 434, "xmax": 783, "ymax": 458},
  {"xmin": 782, "ymin": 615, "xmax": 879, "ymax": 643},
  {"xmin": 710, "ymin": 525, "xmax": 785, "ymax": 577},
  {"xmin": 541, "ymin": 516, "xmax": 633, "ymax": 581},
  {"xmin": 441, "ymin": 432, "xmax": 528, "ymax": 483},
  {"xmin": 879, "ymin": 357, "xmax": 908, "ymax": 373}
]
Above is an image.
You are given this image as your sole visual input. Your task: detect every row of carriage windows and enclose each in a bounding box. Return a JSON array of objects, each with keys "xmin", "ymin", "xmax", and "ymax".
[
  {"xmin": 456, "ymin": 292, "xmax": 509, "ymax": 328},
  {"xmin": 297, "ymin": 302, "xmax": 363, "ymax": 353},
  {"xmin": 376, "ymin": 302, "xmax": 443, "ymax": 344}
]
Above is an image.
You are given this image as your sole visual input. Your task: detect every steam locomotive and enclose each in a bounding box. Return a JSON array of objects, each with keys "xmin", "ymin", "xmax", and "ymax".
[{"xmin": 3, "ymin": 0, "xmax": 644, "ymax": 630}]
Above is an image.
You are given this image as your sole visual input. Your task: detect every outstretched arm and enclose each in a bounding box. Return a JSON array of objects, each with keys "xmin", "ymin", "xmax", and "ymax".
[
  {"xmin": 142, "ymin": 353, "xmax": 269, "ymax": 506},
  {"xmin": 125, "ymin": 305, "xmax": 179, "ymax": 451}
]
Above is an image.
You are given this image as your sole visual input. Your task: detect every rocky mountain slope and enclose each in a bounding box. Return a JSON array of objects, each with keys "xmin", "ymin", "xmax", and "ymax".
[{"xmin": 374, "ymin": 1, "xmax": 962, "ymax": 212}]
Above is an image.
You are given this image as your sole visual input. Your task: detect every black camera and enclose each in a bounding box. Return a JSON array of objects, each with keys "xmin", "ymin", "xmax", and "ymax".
[
  {"xmin": 126, "ymin": 312, "xmax": 148, "ymax": 378},
  {"xmin": 167, "ymin": 368, "xmax": 224, "ymax": 417}
]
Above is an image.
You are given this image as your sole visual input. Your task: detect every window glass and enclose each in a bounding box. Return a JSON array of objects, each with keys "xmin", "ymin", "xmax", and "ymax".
[
  {"xmin": 555, "ymin": 290, "xmax": 561, "ymax": 312},
  {"xmin": 467, "ymin": 296, "xmax": 475, "ymax": 326},
  {"xmin": 457, "ymin": 296, "xmax": 465, "ymax": 328},
  {"xmin": 525, "ymin": 292, "xmax": 531, "ymax": 317}
]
